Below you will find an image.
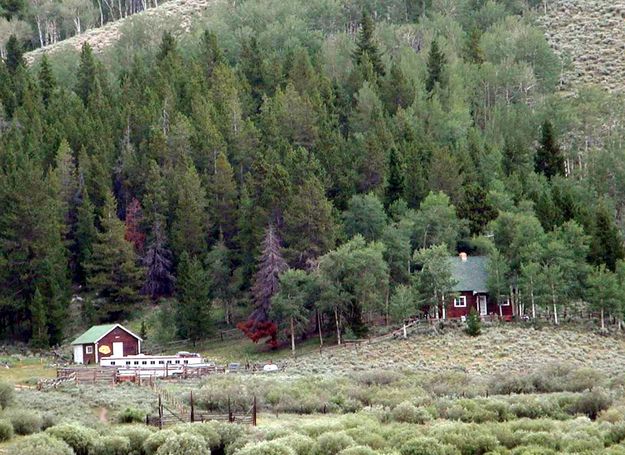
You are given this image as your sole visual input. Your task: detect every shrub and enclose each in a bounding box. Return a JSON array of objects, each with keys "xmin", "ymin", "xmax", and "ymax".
[
  {"xmin": 354, "ymin": 371, "xmax": 401, "ymax": 386},
  {"xmin": 113, "ymin": 424, "xmax": 154, "ymax": 454},
  {"xmin": 155, "ymin": 433, "xmax": 209, "ymax": 455},
  {"xmin": 392, "ymin": 402, "xmax": 432, "ymax": 424},
  {"xmin": 568, "ymin": 388, "xmax": 613, "ymax": 420},
  {"xmin": 41, "ymin": 412, "xmax": 58, "ymax": 430},
  {"xmin": 338, "ymin": 447, "xmax": 376, "ymax": 455},
  {"xmin": 118, "ymin": 407, "xmax": 145, "ymax": 424},
  {"xmin": 6, "ymin": 409, "xmax": 42, "ymax": 435},
  {"xmin": 344, "ymin": 427, "xmax": 386, "ymax": 450},
  {"xmin": 400, "ymin": 437, "xmax": 451, "ymax": 455},
  {"xmin": 143, "ymin": 429, "xmax": 176, "ymax": 455},
  {"xmin": 0, "ymin": 419, "xmax": 14, "ymax": 442},
  {"xmin": 274, "ymin": 434, "xmax": 315, "ymax": 455},
  {"xmin": 517, "ymin": 431, "xmax": 560, "ymax": 450},
  {"xmin": 0, "ymin": 381, "xmax": 14, "ymax": 409},
  {"xmin": 314, "ymin": 432, "xmax": 356, "ymax": 455},
  {"xmin": 237, "ymin": 440, "xmax": 295, "ymax": 455},
  {"xmin": 171, "ymin": 423, "xmax": 220, "ymax": 449},
  {"xmin": 91, "ymin": 436, "xmax": 132, "ymax": 455},
  {"xmin": 46, "ymin": 423, "xmax": 98, "ymax": 455},
  {"xmin": 510, "ymin": 447, "xmax": 557, "ymax": 455},
  {"xmin": 466, "ymin": 309, "xmax": 481, "ymax": 337},
  {"xmin": 204, "ymin": 421, "xmax": 245, "ymax": 450},
  {"xmin": 8, "ymin": 433, "xmax": 74, "ymax": 455}
]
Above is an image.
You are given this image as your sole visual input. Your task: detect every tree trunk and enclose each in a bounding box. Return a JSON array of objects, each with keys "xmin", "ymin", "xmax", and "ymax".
[
  {"xmin": 600, "ymin": 307, "xmax": 605, "ymax": 331},
  {"xmin": 290, "ymin": 317, "xmax": 295, "ymax": 355},
  {"xmin": 402, "ymin": 323, "xmax": 407, "ymax": 339},
  {"xmin": 334, "ymin": 307, "xmax": 341, "ymax": 345},
  {"xmin": 530, "ymin": 286, "xmax": 536, "ymax": 319},
  {"xmin": 317, "ymin": 310, "xmax": 323, "ymax": 349}
]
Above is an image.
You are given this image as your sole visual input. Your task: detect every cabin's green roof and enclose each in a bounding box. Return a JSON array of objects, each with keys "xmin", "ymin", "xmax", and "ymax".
[
  {"xmin": 71, "ymin": 324, "xmax": 118, "ymax": 345},
  {"xmin": 450, "ymin": 256, "xmax": 488, "ymax": 293}
]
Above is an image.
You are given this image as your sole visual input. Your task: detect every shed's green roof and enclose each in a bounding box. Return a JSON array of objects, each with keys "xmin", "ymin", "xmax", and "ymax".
[
  {"xmin": 71, "ymin": 324, "xmax": 117, "ymax": 345},
  {"xmin": 450, "ymin": 256, "xmax": 488, "ymax": 293}
]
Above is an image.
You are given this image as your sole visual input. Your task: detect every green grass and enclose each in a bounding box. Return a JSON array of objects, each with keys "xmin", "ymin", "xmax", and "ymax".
[{"xmin": 0, "ymin": 357, "xmax": 55, "ymax": 385}]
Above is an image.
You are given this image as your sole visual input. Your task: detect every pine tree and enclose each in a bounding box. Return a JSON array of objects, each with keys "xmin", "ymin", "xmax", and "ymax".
[
  {"xmin": 124, "ymin": 198, "xmax": 146, "ymax": 253},
  {"xmin": 200, "ymin": 29, "xmax": 223, "ymax": 78},
  {"xmin": 426, "ymin": 39, "xmax": 446, "ymax": 93},
  {"xmin": 238, "ymin": 225, "xmax": 288, "ymax": 347},
  {"xmin": 534, "ymin": 120, "xmax": 564, "ymax": 179},
  {"xmin": 86, "ymin": 191, "xmax": 143, "ymax": 320},
  {"xmin": 589, "ymin": 201, "xmax": 625, "ymax": 271},
  {"xmin": 206, "ymin": 240, "xmax": 234, "ymax": 324},
  {"xmin": 142, "ymin": 221, "xmax": 175, "ymax": 300},
  {"xmin": 30, "ymin": 288, "xmax": 49, "ymax": 348},
  {"xmin": 458, "ymin": 183, "xmax": 497, "ymax": 235},
  {"xmin": 73, "ymin": 184, "xmax": 97, "ymax": 284},
  {"xmin": 386, "ymin": 147, "xmax": 405, "ymax": 207},
  {"xmin": 382, "ymin": 63, "xmax": 415, "ymax": 113},
  {"xmin": 353, "ymin": 11, "xmax": 385, "ymax": 78},
  {"xmin": 157, "ymin": 31, "xmax": 177, "ymax": 61},
  {"xmin": 466, "ymin": 308, "xmax": 481, "ymax": 336},
  {"xmin": 283, "ymin": 175, "xmax": 336, "ymax": 268},
  {"xmin": 208, "ymin": 151, "xmax": 238, "ymax": 242},
  {"xmin": 176, "ymin": 251, "xmax": 211, "ymax": 342},
  {"xmin": 38, "ymin": 55, "xmax": 56, "ymax": 106},
  {"xmin": 76, "ymin": 42, "xmax": 97, "ymax": 105},
  {"xmin": 5, "ymin": 35, "xmax": 24, "ymax": 74}
]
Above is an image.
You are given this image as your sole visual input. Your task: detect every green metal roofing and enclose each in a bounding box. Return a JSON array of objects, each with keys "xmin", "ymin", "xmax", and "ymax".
[
  {"xmin": 71, "ymin": 324, "xmax": 118, "ymax": 345},
  {"xmin": 450, "ymin": 255, "xmax": 489, "ymax": 293}
]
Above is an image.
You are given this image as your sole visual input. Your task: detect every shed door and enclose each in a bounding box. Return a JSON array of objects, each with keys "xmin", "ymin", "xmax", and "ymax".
[
  {"xmin": 112, "ymin": 342, "xmax": 124, "ymax": 357},
  {"xmin": 73, "ymin": 346, "xmax": 83, "ymax": 364},
  {"xmin": 478, "ymin": 295, "xmax": 487, "ymax": 316}
]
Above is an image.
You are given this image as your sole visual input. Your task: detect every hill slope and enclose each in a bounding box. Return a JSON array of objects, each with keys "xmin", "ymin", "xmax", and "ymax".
[
  {"xmin": 538, "ymin": 0, "xmax": 625, "ymax": 92},
  {"xmin": 25, "ymin": 0, "xmax": 223, "ymax": 62},
  {"xmin": 282, "ymin": 325, "xmax": 625, "ymax": 377}
]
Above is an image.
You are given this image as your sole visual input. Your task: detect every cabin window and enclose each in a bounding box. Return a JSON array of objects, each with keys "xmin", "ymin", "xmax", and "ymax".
[
  {"xmin": 167, "ymin": 360, "xmax": 171, "ymax": 364},
  {"xmin": 110, "ymin": 361, "xmax": 115, "ymax": 365},
  {"xmin": 454, "ymin": 296, "xmax": 467, "ymax": 308},
  {"xmin": 125, "ymin": 361, "xmax": 131, "ymax": 365},
  {"xmin": 183, "ymin": 360, "xmax": 188, "ymax": 364},
  {"xmin": 158, "ymin": 361, "xmax": 164, "ymax": 365},
  {"xmin": 150, "ymin": 361, "xmax": 155, "ymax": 365},
  {"xmin": 142, "ymin": 361, "xmax": 147, "ymax": 365},
  {"xmin": 134, "ymin": 361, "xmax": 139, "ymax": 365},
  {"xmin": 501, "ymin": 297, "xmax": 511, "ymax": 306},
  {"xmin": 85, "ymin": 346, "xmax": 93, "ymax": 354},
  {"xmin": 175, "ymin": 360, "xmax": 180, "ymax": 364}
]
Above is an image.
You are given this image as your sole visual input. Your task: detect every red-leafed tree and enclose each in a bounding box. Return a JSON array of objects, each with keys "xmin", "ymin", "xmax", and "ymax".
[
  {"xmin": 125, "ymin": 198, "xmax": 146, "ymax": 253},
  {"xmin": 238, "ymin": 225, "xmax": 287, "ymax": 347}
]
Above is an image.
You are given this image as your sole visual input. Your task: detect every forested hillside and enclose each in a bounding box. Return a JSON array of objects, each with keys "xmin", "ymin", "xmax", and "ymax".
[{"xmin": 1, "ymin": 0, "xmax": 624, "ymax": 349}]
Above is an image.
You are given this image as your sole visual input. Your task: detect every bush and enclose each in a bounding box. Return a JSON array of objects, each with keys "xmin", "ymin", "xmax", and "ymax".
[
  {"xmin": 338, "ymin": 447, "xmax": 376, "ymax": 455},
  {"xmin": 237, "ymin": 440, "xmax": 295, "ymax": 455},
  {"xmin": 0, "ymin": 381, "xmax": 14, "ymax": 409},
  {"xmin": 118, "ymin": 407, "xmax": 145, "ymax": 424},
  {"xmin": 6, "ymin": 409, "xmax": 42, "ymax": 435},
  {"xmin": 314, "ymin": 432, "xmax": 355, "ymax": 455},
  {"xmin": 274, "ymin": 434, "xmax": 315, "ymax": 455},
  {"xmin": 400, "ymin": 437, "xmax": 452, "ymax": 455},
  {"xmin": 466, "ymin": 309, "xmax": 481, "ymax": 337},
  {"xmin": 91, "ymin": 436, "xmax": 132, "ymax": 455},
  {"xmin": 0, "ymin": 419, "xmax": 14, "ymax": 442},
  {"xmin": 204, "ymin": 421, "xmax": 245, "ymax": 450},
  {"xmin": 510, "ymin": 447, "xmax": 557, "ymax": 455},
  {"xmin": 46, "ymin": 423, "xmax": 98, "ymax": 455},
  {"xmin": 8, "ymin": 433, "xmax": 74, "ymax": 455},
  {"xmin": 392, "ymin": 402, "xmax": 432, "ymax": 424},
  {"xmin": 143, "ymin": 429, "xmax": 176, "ymax": 455},
  {"xmin": 567, "ymin": 389, "xmax": 612, "ymax": 420},
  {"xmin": 155, "ymin": 433, "xmax": 209, "ymax": 455},
  {"xmin": 171, "ymin": 423, "xmax": 220, "ymax": 449},
  {"xmin": 113, "ymin": 424, "xmax": 154, "ymax": 454}
]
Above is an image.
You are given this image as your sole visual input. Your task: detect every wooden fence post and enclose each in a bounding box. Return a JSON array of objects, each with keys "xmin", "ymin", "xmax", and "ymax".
[
  {"xmin": 190, "ymin": 391, "xmax": 195, "ymax": 423},
  {"xmin": 252, "ymin": 396, "xmax": 257, "ymax": 426},
  {"xmin": 158, "ymin": 394, "xmax": 163, "ymax": 430},
  {"xmin": 228, "ymin": 397, "xmax": 233, "ymax": 423}
]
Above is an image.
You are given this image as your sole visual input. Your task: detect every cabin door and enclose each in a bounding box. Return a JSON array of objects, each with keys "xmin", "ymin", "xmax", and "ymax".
[
  {"xmin": 478, "ymin": 295, "xmax": 487, "ymax": 316},
  {"xmin": 112, "ymin": 342, "xmax": 124, "ymax": 357}
]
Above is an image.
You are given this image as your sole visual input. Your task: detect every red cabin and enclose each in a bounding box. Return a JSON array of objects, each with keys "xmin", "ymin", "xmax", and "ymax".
[
  {"xmin": 445, "ymin": 253, "xmax": 513, "ymax": 320},
  {"xmin": 71, "ymin": 324, "xmax": 142, "ymax": 365}
]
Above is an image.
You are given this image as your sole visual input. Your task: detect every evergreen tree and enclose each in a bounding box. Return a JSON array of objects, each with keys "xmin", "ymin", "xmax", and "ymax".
[
  {"xmin": 142, "ymin": 222, "xmax": 175, "ymax": 300},
  {"xmin": 426, "ymin": 39, "xmax": 446, "ymax": 93},
  {"xmin": 73, "ymin": 185, "xmax": 97, "ymax": 284},
  {"xmin": 176, "ymin": 251, "xmax": 211, "ymax": 342},
  {"xmin": 352, "ymin": 11, "xmax": 385, "ymax": 78},
  {"xmin": 86, "ymin": 191, "xmax": 143, "ymax": 320},
  {"xmin": 208, "ymin": 151, "xmax": 238, "ymax": 242},
  {"xmin": 124, "ymin": 198, "xmax": 146, "ymax": 253},
  {"xmin": 466, "ymin": 308, "xmax": 481, "ymax": 336},
  {"xmin": 76, "ymin": 42, "xmax": 97, "ymax": 105},
  {"xmin": 534, "ymin": 120, "xmax": 564, "ymax": 179},
  {"xmin": 343, "ymin": 193, "xmax": 387, "ymax": 241},
  {"xmin": 457, "ymin": 183, "xmax": 497, "ymax": 235},
  {"xmin": 205, "ymin": 240, "xmax": 234, "ymax": 324},
  {"xmin": 38, "ymin": 55, "xmax": 56, "ymax": 106},
  {"xmin": 589, "ymin": 201, "xmax": 625, "ymax": 271},
  {"xmin": 5, "ymin": 35, "xmax": 24, "ymax": 74},
  {"xmin": 200, "ymin": 29, "xmax": 223, "ymax": 78},
  {"xmin": 283, "ymin": 175, "xmax": 336, "ymax": 268},
  {"xmin": 238, "ymin": 225, "xmax": 288, "ymax": 347},
  {"xmin": 386, "ymin": 147, "xmax": 405, "ymax": 207},
  {"xmin": 30, "ymin": 288, "xmax": 48, "ymax": 348},
  {"xmin": 157, "ymin": 31, "xmax": 177, "ymax": 61}
]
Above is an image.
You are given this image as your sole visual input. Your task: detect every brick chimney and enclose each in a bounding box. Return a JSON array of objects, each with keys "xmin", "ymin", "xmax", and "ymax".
[{"xmin": 459, "ymin": 252, "xmax": 468, "ymax": 262}]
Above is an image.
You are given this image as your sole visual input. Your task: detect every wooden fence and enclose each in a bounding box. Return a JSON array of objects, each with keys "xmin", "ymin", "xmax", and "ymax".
[
  {"xmin": 57, "ymin": 367, "xmax": 116, "ymax": 385},
  {"xmin": 37, "ymin": 372, "xmax": 76, "ymax": 390}
]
